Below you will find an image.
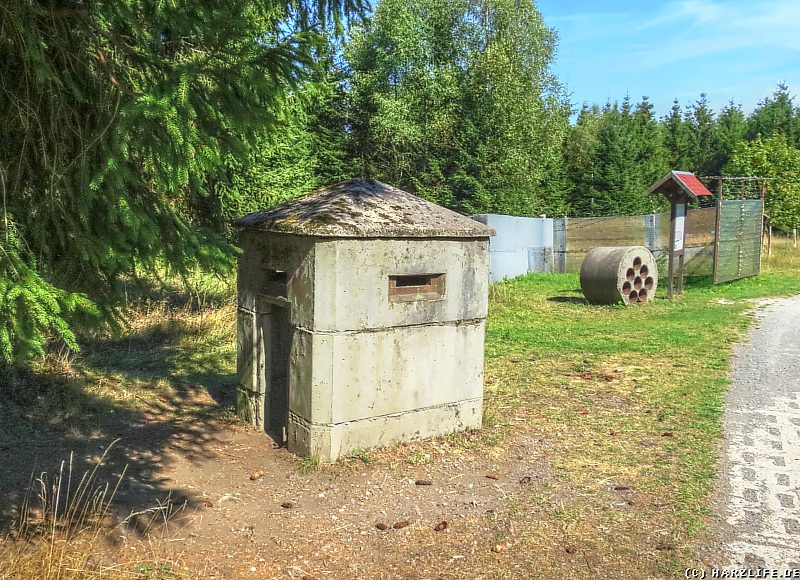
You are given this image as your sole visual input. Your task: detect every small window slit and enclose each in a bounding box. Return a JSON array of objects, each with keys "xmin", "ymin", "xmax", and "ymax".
[{"xmin": 389, "ymin": 273, "xmax": 445, "ymax": 301}]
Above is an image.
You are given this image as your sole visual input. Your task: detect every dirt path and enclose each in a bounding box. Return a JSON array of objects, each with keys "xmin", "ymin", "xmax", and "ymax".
[{"xmin": 714, "ymin": 296, "xmax": 800, "ymax": 568}]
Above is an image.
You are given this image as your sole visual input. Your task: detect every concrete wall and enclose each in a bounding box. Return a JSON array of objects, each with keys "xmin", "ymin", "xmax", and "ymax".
[
  {"xmin": 236, "ymin": 231, "xmax": 316, "ymax": 326},
  {"xmin": 472, "ymin": 214, "xmax": 554, "ymax": 282},
  {"xmin": 312, "ymin": 238, "xmax": 489, "ymax": 330},
  {"xmin": 476, "ymin": 209, "xmax": 717, "ymax": 280},
  {"xmin": 237, "ymin": 233, "xmax": 489, "ymax": 462},
  {"xmin": 236, "ymin": 232, "xmax": 315, "ymax": 433}
]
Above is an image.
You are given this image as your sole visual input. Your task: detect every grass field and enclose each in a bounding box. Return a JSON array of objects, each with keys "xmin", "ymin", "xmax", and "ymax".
[
  {"xmin": 1, "ymin": 240, "xmax": 799, "ymax": 577},
  {"xmin": 480, "ymin": 242, "xmax": 800, "ymax": 575}
]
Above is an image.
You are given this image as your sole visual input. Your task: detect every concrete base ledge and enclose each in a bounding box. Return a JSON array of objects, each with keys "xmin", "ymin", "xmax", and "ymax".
[
  {"xmin": 288, "ymin": 398, "xmax": 483, "ymax": 462},
  {"xmin": 294, "ymin": 317, "xmax": 485, "ymax": 336}
]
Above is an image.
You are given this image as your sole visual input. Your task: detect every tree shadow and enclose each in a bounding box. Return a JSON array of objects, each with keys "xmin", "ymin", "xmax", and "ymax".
[
  {"xmin": 0, "ymin": 305, "xmax": 237, "ymax": 538},
  {"xmin": 546, "ymin": 296, "xmax": 588, "ymax": 304},
  {"xmin": 684, "ymin": 275, "xmax": 714, "ymax": 289}
]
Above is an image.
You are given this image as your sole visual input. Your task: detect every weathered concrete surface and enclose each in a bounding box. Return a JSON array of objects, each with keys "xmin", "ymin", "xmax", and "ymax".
[
  {"xmin": 312, "ymin": 238, "xmax": 489, "ymax": 331},
  {"xmin": 235, "ymin": 181, "xmax": 492, "ymax": 462},
  {"xmin": 234, "ymin": 178, "xmax": 495, "ymax": 239},
  {"xmin": 579, "ymin": 246, "xmax": 658, "ymax": 305},
  {"xmin": 715, "ymin": 296, "xmax": 800, "ymax": 569},
  {"xmin": 290, "ymin": 398, "xmax": 483, "ymax": 463}
]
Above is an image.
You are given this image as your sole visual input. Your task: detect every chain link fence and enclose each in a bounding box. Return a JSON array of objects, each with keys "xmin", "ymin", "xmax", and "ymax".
[
  {"xmin": 478, "ymin": 177, "xmax": 766, "ymax": 285},
  {"xmin": 555, "ymin": 207, "xmax": 718, "ymax": 275}
]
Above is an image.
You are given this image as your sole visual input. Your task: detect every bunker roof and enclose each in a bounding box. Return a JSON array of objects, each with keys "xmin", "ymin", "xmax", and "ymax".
[
  {"xmin": 234, "ymin": 179, "xmax": 496, "ymax": 239},
  {"xmin": 648, "ymin": 170, "xmax": 713, "ymax": 199}
]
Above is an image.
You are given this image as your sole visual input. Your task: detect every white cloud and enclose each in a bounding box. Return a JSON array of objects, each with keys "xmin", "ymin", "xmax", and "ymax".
[
  {"xmin": 632, "ymin": 0, "xmax": 800, "ymax": 68},
  {"xmin": 635, "ymin": 0, "xmax": 728, "ymax": 30}
]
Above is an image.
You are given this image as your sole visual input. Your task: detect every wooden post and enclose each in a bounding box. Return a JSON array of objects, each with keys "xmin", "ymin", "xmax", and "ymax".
[
  {"xmin": 667, "ymin": 198, "xmax": 676, "ymax": 299},
  {"xmin": 794, "ymin": 226, "xmax": 797, "ymax": 248},
  {"xmin": 768, "ymin": 224, "xmax": 772, "ymax": 258},
  {"xmin": 675, "ymin": 200, "xmax": 686, "ymax": 295}
]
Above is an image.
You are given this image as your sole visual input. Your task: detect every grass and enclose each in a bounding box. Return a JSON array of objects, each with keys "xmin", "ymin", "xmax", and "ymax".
[
  {"xmin": 297, "ymin": 454, "xmax": 321, "ymax": 473},
  {"xmin": 1, "ymin": 241, "xmax": 798, "ymax": 578},
  {"xmin": 0, "ymin": 272, "xmax": 235, "ymax": 580},
  {"xmin": 478, "ymin": 240, "xmax": 800, "ymax": 576},
  {"xmin": 0, "ymin": 442, "xmax": 185, "ymax": 580}
]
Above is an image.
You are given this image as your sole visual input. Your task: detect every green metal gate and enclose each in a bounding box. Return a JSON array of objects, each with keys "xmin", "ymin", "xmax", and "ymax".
[{"xmin": 713, "ymin": 198, "xmax": 764, "ymax": 284}]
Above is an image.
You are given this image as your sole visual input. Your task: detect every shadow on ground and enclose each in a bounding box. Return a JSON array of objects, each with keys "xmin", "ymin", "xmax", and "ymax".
[
  {"xmin": 546, "ymin": 296, "xmax": 587, "ymax": 304},
  {"xmin": 0, "ymin": 306, "xmax": 237, "ymax": 537}
]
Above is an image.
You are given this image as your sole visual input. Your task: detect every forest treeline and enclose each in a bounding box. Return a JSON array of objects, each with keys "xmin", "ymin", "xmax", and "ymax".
[{"xmin": 1, "ymin": 0, "xmax": 800, "ymax": 364}]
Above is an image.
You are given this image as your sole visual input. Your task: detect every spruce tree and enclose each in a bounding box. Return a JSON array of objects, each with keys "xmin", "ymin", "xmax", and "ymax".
[
  {"xmin": 577, "ymin": 97, "xmax": 666, "ymax": 217},
  {"xmin": 0, "ymin": 0, "xmax": 364, "ymax": 366},
  {"xmin": 687, "ymin": 93, "xmax": 719, "ymax": 175},
  {"xmin": 710, "ymin": 100, "xmax": 746, "ymax": 176},
  {"xmin": 564, "ymin": 104, "xmax": 602, "ymax": 215},
  {"xmin": 663, "ymin": 99, "xmax": 692, "ymax": 170},
  {"xmin": 746, "ymin": 82, "xmax": 799, "ymax": 146},
  {"xmin": 631, "ymin": 97, "xmax": 670, "ymax": 212},
  {"xmin": 584, "ymin": 102, "xmax": 639, "ymax": 216}
]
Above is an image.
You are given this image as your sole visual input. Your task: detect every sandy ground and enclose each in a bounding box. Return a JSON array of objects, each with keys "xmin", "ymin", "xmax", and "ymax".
[
  {"xmin": 0, "ymin": 387, "xmax": 559, "ymax": 579},
  {"xmin": 710, "ymin": 296, "xmax": 800, "ymax": 570}
]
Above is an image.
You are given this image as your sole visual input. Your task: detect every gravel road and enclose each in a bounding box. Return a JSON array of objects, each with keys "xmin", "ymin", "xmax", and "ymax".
[{"xmin": 715, "ymin": 296, "xmax": 800, "ymax": 569}]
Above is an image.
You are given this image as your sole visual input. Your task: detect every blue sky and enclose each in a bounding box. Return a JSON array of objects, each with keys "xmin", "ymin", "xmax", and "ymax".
[{"xmin": 536, "ymin": 0, "xmax": 800, "ymax": 117}]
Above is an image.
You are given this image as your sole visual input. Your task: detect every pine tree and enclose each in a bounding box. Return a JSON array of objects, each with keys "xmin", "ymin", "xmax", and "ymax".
[
  {"xmin": 564, "ymin": 103, "xmax": 602, "ymax": 215},
  {"xmin": 584, "ymin": 102, "xmax": 639, "ymax": 216},
  {"xmin": 663, "ymin": 99, "xmax": 692, "ymax": 170},
  {"xmin": 746, "ymin": 82, "xmax": 799, "ymax": 146},
  {"xmin": 631, "ymin": 96, "xmax": 670, "ymax": 212},
  {"xmin": 710, "ymin": 100, "xmax": 746, "ymax": 175},
  {"xmin": 0, "ymin": 0, "xmax": 365, "ymax": 366},
  {"xmin": 575, "ymin": 97, "xmax": 667, "ymax": 217},
  {"xmin": 210, "ymin": 43, "xmax": 353, "ymax": 225},
  {"xmin": 687, "ymin": 93, "xmax": 719, "ymax": 175}
]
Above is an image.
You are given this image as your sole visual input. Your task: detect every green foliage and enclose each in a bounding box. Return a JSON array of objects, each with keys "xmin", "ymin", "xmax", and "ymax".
[
  {"xmin": 3, "ymin": 0, "xmax": 799, "ymax": 368},
  {"xmin": 745, "ymin": 82, "xmax": 800, "ymax": 146},
  {"xmin": 712, "ymin": 101, "xmax": 747, "ymax": 175},
  {"xmin": 564, "ymin": 104, "xmax": 602, "ymax": 215},
  {"xmin": 0, "ymin": 230, "xmax": 98, "ymax": 363},
  {"xmin": 212, "ymin": 47, "xmax": 352, "ymax": 223},
  {"xmin": 663, "ymin": 99, "xmax": 692, "ymax": 170},
  {"xmin": 686, "ymin": 93, "xmax": 719, "ymax": 176},
  {"xmin": 569, "ymin": 96, "xmax": 668, "ymax": 216},
  {"xmin": 347, "ymin": 0, "xmax": 570, "ymax": 216},
  {"xmin": 0, "ymin": 0, "xmax": 364, "ymax": 364},
  {"xmin": 725, "ymin": 135, "xmax": 800, "ymax": 230},
  {"xmin": 565, "ymin": 84, "xmax": 799, "ymax": 216}
]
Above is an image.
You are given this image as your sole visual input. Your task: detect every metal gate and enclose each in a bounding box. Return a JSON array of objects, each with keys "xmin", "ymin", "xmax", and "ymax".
[{"xmin": 713, "ymin": 198, "xmax": 764, "ymax": 284}]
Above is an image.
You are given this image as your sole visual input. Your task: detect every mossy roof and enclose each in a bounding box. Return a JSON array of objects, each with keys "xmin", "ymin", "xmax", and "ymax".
[{"xmin": 234, "ymin": 179, "xmax": 495, "ymax": 239}]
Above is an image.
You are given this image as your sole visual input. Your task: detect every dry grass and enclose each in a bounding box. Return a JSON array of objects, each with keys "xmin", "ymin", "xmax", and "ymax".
[
  {"xmin": 764, "ymin": 236, "xmax": 800, "ymax": 274},
  {"xmin": 1, "ymin": 275, "xmax": 234, "ymax": 579},
  {"xmin": 467, "ymin": 243, "xmax": 800, "ymax": 577},
  {"xmin": 0, "ymin": 442, "xmax": 178, "ymax": 580},
  {"xmin": 0, "ymin": 441, "xmax": 188, "ymax": 580},
  {"xmin": 3, "ymin": 245, "xmax": 800, "ymax": 578},
  {"xmin": 0, "ymin": 534, "xmax": 188, "ymax": 580}
]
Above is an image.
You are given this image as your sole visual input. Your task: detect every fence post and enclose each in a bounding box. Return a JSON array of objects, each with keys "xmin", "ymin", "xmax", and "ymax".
[
  {"xmin": 767, "ymin": 224, "xmax": 772, "ymax": 258},
  {"xmin": 645, "ymin": 213, "xmax": 660, "ymax": 255},
  {"xmin": 553, "ymin": 217, "xmax": 567, "ymax": 274},
  {"xmin": 712, "ymin": 178, "xmax": 724, "ymax": 285}
]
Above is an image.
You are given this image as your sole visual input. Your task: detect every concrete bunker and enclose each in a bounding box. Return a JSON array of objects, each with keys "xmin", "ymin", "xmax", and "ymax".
[{"xmin": 234, "ymin": 179, "xmax": 495, "ymax": 462}]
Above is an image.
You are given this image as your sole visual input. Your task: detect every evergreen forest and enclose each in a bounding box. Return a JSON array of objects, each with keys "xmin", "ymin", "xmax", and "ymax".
[{"xmin": 2, "ymin": 0, "xmax": 800, "ymax": 363}]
